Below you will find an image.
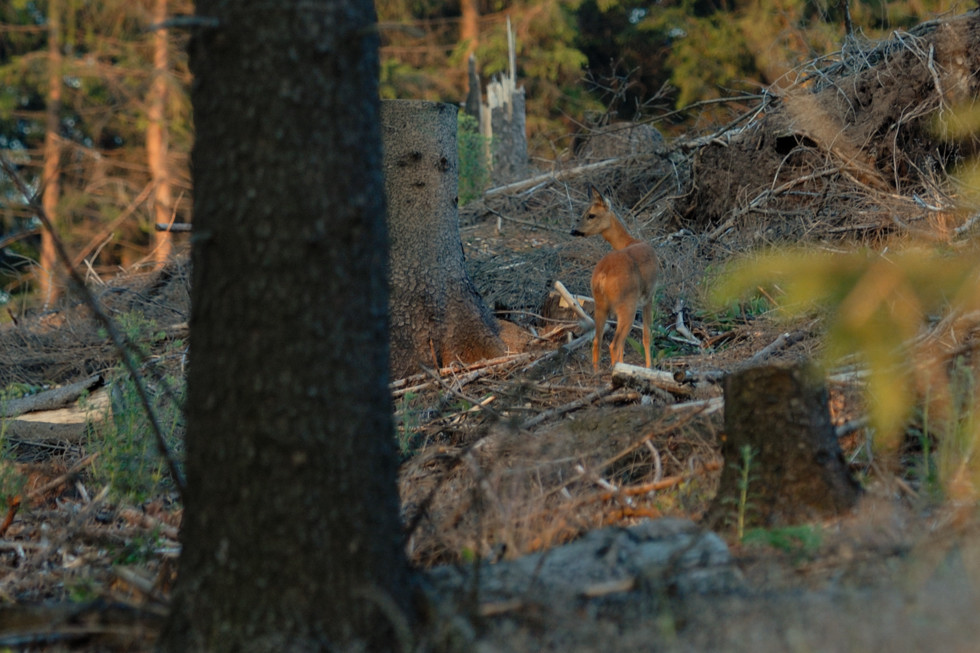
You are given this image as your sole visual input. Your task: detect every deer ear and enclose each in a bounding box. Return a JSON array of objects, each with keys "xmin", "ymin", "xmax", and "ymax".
[{"xmin": 591, "ymin": 186, "xmax": 611, "ymax": 209}]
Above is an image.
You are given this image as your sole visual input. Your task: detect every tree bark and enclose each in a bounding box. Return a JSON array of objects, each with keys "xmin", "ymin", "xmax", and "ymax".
[
  {"xmin": 483, "ymin": 20, "xmax": 528, "ymax": 185},
  {"xmin": 383, "ymin": 99, "xmax": 504, "ymax": 378},
  {"xmin": 706, "ymin": 363, "xmax": 861, "ymax": 528},
  {"xmin": 488, "ymin": 84, "xmax": 527, "ymax": 185},
  {"xmin": 39, "ymin": 0, "xmax": 62, "ymax": 306},
  {"xmin": 147, "ymin": 0, "xmax": 173, "ymax": 266},
  {"xmin": 159, "ymin": 1, "xmax": 415, "ymax": 651}
]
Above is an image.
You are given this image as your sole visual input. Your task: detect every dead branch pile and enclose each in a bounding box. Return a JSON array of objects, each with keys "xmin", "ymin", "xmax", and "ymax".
[
  {"xmin": 0, "ymin": 257, "xmax": 190, "ymax": 388},
  {"xmin": 683, "ymin": 13, "xmax": 980, "ymax": 241},
  {"xmin": 403, "ymin": 14, "xmax": 980, "ymax": 567},
  {"xmin": 399, "ymin": 374, "xmax": 723, "ymax": 566}
]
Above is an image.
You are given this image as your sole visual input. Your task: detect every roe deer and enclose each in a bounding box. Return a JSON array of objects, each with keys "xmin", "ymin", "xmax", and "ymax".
[{"xmin": 571, "ymin": 186, "xmax": 658, "ymax": 372}]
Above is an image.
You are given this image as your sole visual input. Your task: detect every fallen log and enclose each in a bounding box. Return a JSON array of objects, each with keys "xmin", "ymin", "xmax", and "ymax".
[
  {"xmin": 0, "ymin": 374, "xmax": 103, "ymax": 418},
  {"xmin": 611, "ymin": 362, "xmax": 694, "ymax": 397},
  {"xmin": 3, "ymin": 382, "xmax": 111, "ymax": 445}
]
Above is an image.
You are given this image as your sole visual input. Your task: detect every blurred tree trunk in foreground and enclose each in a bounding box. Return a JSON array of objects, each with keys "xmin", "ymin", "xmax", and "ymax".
[{"xmin": 159, "ymin": 0, "xmax": 415, "ymax": 650}]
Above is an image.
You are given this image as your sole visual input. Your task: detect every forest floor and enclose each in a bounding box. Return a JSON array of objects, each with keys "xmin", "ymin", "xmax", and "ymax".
[{"xmin": 2, "ymin": 10, "xmax": 980, "ymax": 652}]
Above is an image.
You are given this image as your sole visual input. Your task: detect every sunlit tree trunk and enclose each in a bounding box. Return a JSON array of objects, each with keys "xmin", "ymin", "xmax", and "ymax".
[
  {"xmin": 460, "ymin": 0, "xmax": 479, "ymax": 58},
  {"xmin": 147, "ymin": 0, "xmax": 173, "ymax": 266},
  {"xmin": 39, "ymin": 0, "xmax": 62, "ymax": 306}
]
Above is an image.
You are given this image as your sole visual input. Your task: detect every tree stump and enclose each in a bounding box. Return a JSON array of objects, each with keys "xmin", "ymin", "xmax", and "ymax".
[
  {"xmin": 706, "ymin": 363, "xmax": 861, "ymax": 528},
  {"xmin": 381, "ymin": 99, "xmax": 505, "ymax": 378},
  {"xmin": 487, "ymin": 81, "xmax": 528, "ymax": 185}
]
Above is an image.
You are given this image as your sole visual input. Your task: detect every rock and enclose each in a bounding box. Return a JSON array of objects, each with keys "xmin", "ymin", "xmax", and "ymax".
[{"xmin": 426, "ymin": 517, "xmax": 741, "ymax": 606}]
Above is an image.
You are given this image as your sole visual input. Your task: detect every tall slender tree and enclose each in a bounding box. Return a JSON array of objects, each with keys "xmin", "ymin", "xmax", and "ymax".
[
  {"xmin": 147, "ymin": 0, "xmax": 174, "ymax": 266},
  {"xmin": 159, "ymin": 0, "xmax": 416, "ymax": 650},
  {"xmin": 0, "ymin": 1, "xmax": 194, "ymax": 293},
  {"xmin": 39, "ymin": 0, "xmax": 62, "ymax": 305},
  {"xmin": 460, "ymin": 0, "xmax": 480, "ymax": 59}
]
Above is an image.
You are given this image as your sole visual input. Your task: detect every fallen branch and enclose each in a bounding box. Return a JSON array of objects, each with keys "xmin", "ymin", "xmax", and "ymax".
[
  {"xmin": 666, "ymin": 396, "xmax": 724, "ymax": 415},
  {"xmin": 672, "ymin": 298, "xmax": 702, "ymax": 347},
  {"xmin": 553, "ymin": 280, "xmax": 593, "ymax": 325},
  {"xmin": 611, "ymin": 363, "xmax": 693, "ymax": 397},
  {"xmin": 743, "ymin": 330, "xmax": 806, "ymax": 367},
  {"xmin": 595, "ymin": 467, "xmax": 722, "ymax": 501},
  {"xmin": 0, "ymin": 375, "xmax": 104, "ymax": 418},
  {"xmin": 26, "ymin": 453, "xmax": 99, "ymax": 502},
  {"xmin": 580, "ymin": 577, "xmax": 636, "ymax": 598},
  {"xmin": 390, "ymin": 351, "xmax": 537, "ymax": 390},
  {"xmin": 154, "ymin": 222, "xmax": 192, "ymax": 232},
  {"xmin": 117, "ymin": 505, "xmax": 179, "ymax": 541},
  {"xmin": 393, "ymin": 367, "xmax": 491, "ymax": 400},
  {"xmin": 671, "ymin": 368, "xmax": 726, "ymax": 385},
  {"xmin": 4, "ymin": 387, "xmax": 111, "ymax": 445},
  {"xmin": 520, "ymin": 385, "xmax": 615, "ymax": 430},
  {"xmin": 522, "ymin": 332, "xmax": 594, "ymax": 378},
  {"xmin": 484, "ymin": 156, "xmax": 657, "ymax": 199}
]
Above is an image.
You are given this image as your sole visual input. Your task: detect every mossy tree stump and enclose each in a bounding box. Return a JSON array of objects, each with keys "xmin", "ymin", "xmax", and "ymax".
[{"xmin": 707, "ymin": 363, "xmax": 861, "ymax": 529}]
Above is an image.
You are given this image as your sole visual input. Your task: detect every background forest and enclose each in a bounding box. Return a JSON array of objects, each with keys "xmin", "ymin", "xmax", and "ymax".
[{"xmin": 0, "ymin": 0, "xmax": 968, "ymax": 305}]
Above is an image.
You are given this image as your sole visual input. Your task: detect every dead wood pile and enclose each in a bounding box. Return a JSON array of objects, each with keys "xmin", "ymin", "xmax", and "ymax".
[
  {"xmin": 0, "ymin": 259, "xmax": 190, "ymax": 389},
  {"xmin": 407, "ymin": 12, "xmax": 980, "ymax": 566},
  {"xmin": 465, "ymin": 13, "xmax": 980, "ymax": 331},
  {"xmin": 682, "ymin": 13, "xmax": 980, "ymax": 240}
]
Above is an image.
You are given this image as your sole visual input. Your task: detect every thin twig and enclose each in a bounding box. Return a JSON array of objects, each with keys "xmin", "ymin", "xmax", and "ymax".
[
  {"xmin": 654, "ymin": 93, "xmax": 767, "ymax": 123},
  {"xmin": 71, "ymin": 182, "xmax": 154, "ymax": 267},
  {"xmin": 520, "ymin": 385, "xmax": 614, "ymax": 430},
  {"xmin": 390, "ymin": 351, "xmax": 537, "ymax": 389},
  {"xmin": 743, "ymin": 330, "xmax": 806, "ymax": 367},
  {"xmin": 26, "ymin": 453, "xmax": 99, "ymax": 501},
  {"xmin": 482, "ymin": 206, "xmax": 566, "ymax": 232}
]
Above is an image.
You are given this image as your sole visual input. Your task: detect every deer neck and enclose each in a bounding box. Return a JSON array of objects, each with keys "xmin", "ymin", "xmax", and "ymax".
[{"xmin": 602, "ymin": 215, "xmax": 640, "ymax": 250}]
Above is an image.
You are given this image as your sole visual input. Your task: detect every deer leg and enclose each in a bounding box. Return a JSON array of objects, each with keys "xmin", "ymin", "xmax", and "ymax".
[
  {"xmin": 641, "ymin": 300, "xmax": 653, "ymax": 368},
  {"xmin": 592, "ymin": 295, "xmax": 609, "ymax": 372},
  {"xmin": 609, "ymin": 300, "xmax": 636, "ymax": 367}
]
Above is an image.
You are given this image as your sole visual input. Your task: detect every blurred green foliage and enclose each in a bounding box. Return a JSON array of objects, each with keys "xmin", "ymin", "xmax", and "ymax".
[{"xmin": 712, "ymin": 246, "xmax": 980, "ymax": 449}]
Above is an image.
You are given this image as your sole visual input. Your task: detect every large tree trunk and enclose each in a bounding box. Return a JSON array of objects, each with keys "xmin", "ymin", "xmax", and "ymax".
[
  {"xmin": 147, "ymin": 0, "xmax": 173, "ymax": 266},
  {"xmin": 39, "ymin": 0, "xmax": 62, "ymax": 306},
  {"xmin": 706, "ymin": 363, "xmax": 861, "ymax": 529},
  {"xmin": 383, "ymin": 99, "xmax": 504, "ymax": 378},
  {"xmin": 159, "ymin": 1, "xmax": 415, "ymax": 651}
]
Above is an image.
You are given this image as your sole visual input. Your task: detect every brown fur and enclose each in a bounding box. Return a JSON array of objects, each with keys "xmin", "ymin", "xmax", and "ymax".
[{"xmin": 571, "ymin": 186, "xmax": 658, "ymax": 372}]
